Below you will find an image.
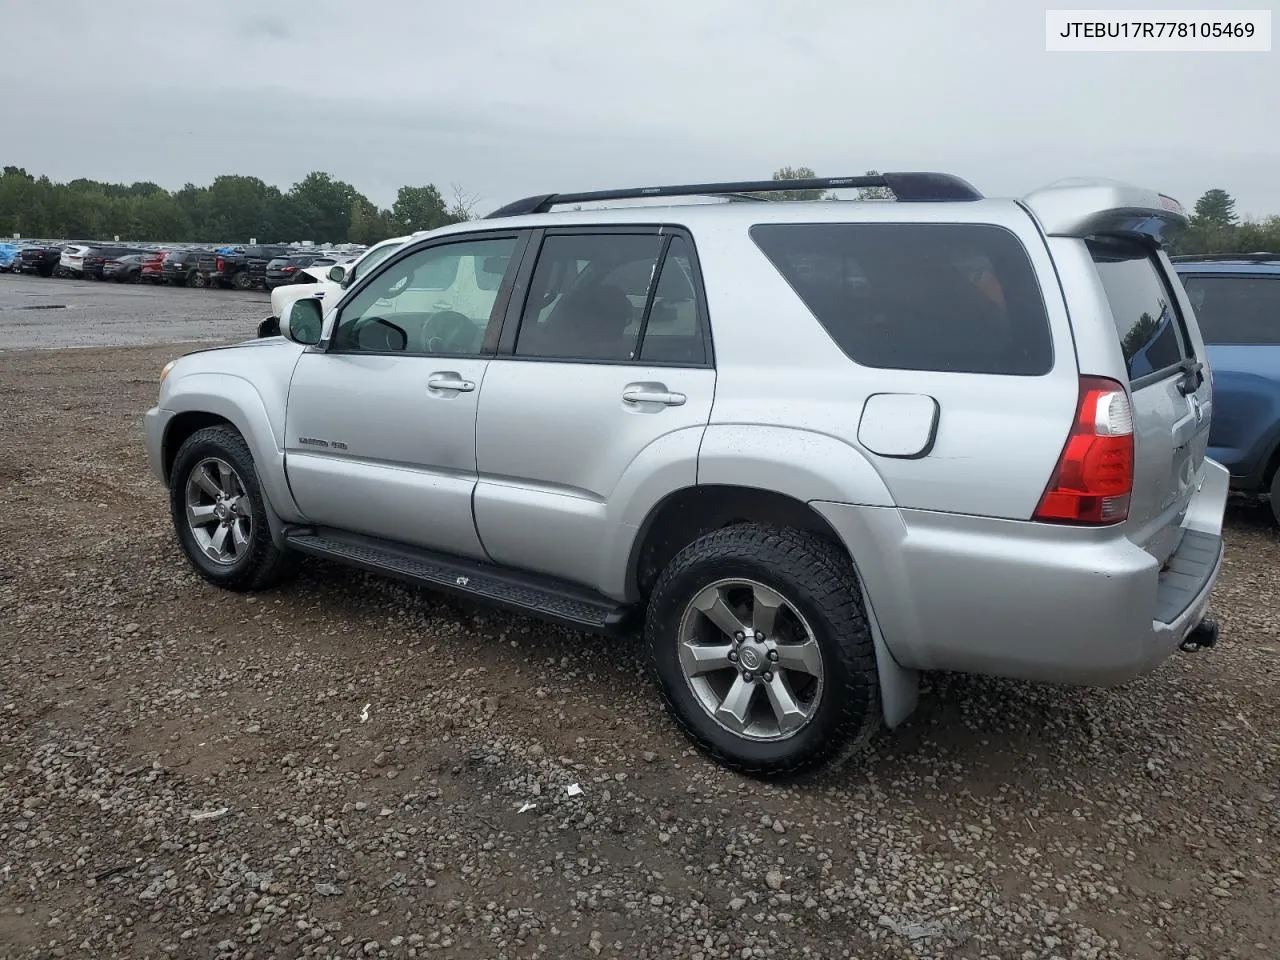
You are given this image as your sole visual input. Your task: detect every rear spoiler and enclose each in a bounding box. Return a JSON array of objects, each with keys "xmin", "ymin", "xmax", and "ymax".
[{"xmin": 1019, "ymin": 178, "xmax": 1188, "ymax": 245}]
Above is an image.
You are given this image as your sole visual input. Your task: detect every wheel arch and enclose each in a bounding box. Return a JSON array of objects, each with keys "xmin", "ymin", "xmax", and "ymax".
[
  {"xmin": 625, "ymin": 483, "xmax": 919, "ymax": 729},
  {"xmin": 160, "ymin": 373, "xmax": 303, "ymax": 542}
]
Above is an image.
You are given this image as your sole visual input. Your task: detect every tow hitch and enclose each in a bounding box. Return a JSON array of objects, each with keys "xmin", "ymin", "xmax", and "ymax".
[{"xmin": 1179, "ymin": 617, "xmax": 1220, "ymax": 653}]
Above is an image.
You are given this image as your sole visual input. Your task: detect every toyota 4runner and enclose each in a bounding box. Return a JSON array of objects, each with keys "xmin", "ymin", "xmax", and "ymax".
[{"xmin": 144, "ymin": 172, "xmax": 1228, "ymax": 777}]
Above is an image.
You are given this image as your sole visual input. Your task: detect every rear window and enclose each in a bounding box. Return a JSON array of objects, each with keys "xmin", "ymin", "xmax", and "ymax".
[
  {"xmin": 1181, "ymin": 274, "xmax": 1280, "ymax": 345},
  {"xmin": 750, "ymin": 222, "xmax": 1053, "ymax": 376},
  {"xmin": 1088, "ymin": 239, "xmax": 1190, "ymax": 381}
]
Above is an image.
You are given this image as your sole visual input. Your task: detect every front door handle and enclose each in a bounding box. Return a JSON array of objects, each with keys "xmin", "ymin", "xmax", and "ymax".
[
  {"xmin": 427, "ymin": 373, "xmax": 475, "ymax": 393},
  {"xmin": 623, "ymin": 387, "xmax": 686, "ymax": 406}
]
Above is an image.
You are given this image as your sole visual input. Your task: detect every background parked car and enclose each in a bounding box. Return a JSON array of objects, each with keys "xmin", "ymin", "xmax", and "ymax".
[
  {"xmin": 202, "ymin": 244, "xmax": 293, "ymax": 290},
  {"xmin": 139, "ymin": 250, "xmax": 168, "ymax": 283},
  {"xmin": 83, "ymin": 245, "xmax": 146, "ymax": 280},
  {"xmin": 267, "ymin": 234, "xmax": 413, "ymax": 322},
  {"xmin": 59, "ymin": 243, "xmax": 91, "ymax": 278},
  {"xmin": 162, "ymin": 249, "xmax": 210, "ymax": 287},
  {"xmin": 265, "ymin": 253, "xmax": 330, "ymax": 290},
  {"xmin": 0, "ymin": 242, "xmax": 22, "ymax": 272},
  {"xmin": 103, "ymin": 253, "xmax": 145, "ymax": 283},
  {"xmin": 17, "ymin": 244, "xmax": 61, "ymax": 277},
  {"xmin": 1173, "ymin": 252, "xmax": 1280, "ymax": 524}
]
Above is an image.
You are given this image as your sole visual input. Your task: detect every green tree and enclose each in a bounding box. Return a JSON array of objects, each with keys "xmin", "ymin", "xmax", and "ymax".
[
  {"xmin": 752, "ymin": 166, "xmax": 833, "ymax": 202},
  {"xmin": 857, "ymin": 170, "xmax": 895, "ymax": 201},
  {"xmin": 392, "ymin": 184, "xmax": 455, "ymax": 232},
  {"xmin": 1193, "ymin": 188, "xmax": 1237, "ymax": 227},
  {"xmin": 0, "ymin": 164, "xmax": 471, "ymax": 244},
  {"xmin": 287, "ymin": 171, "xmax": 368, "ymax": 242}
]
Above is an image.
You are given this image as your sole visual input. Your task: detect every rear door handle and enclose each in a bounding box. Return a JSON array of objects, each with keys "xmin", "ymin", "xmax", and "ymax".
[
  {"xmin": 427, "ymin": 374, "xmax": 475, "ymax": 393},
  {"xmin": 623, "ymin": 387, "xmax": 686, "ymax": 406}
]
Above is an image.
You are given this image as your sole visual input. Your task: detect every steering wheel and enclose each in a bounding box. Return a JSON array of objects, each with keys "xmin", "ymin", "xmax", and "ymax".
[{"xmin": 421, "ymin": 311, "xmax": 479, "ymax": 353}]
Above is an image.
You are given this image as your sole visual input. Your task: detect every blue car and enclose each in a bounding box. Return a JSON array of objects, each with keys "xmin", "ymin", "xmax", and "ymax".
[
  {"xmin": 1172, "ymin": 253, "xmax": 1280, "ymax": 524},
  {"xmin": 0, "ymin": 242, "xmax": 21, "ymax": 272}
]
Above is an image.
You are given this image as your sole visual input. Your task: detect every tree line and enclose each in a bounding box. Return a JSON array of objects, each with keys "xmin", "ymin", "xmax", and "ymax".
[
  {"xmin": 1, "ymin": 161, "xmax": 1274, "ymax": 255},
  {"xmin": 1168, "ymin": 187, "xmax": 1280, "ymax": 256},
  {"xmin": 0, "ymin": 166, "xmax": 476, "ymax": 245}
]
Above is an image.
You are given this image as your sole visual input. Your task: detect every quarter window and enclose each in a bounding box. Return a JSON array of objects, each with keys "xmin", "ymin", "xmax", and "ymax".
[
  {"xmin": 332, "ymin": 236, "xmax": 517, "ymax": 355},
  {"xmin": 750, "ymin": 222, "xmax": 1054, "ymax": 376}
]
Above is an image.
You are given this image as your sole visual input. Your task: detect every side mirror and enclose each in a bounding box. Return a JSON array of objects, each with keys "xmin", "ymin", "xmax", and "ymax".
[
  {"xmin": 279, "ymin": 298, "xmax": 324, "ymax": 345},
  {"xmin": 328, "ymin": 264, "xmax": 349, "ymax": 284}
]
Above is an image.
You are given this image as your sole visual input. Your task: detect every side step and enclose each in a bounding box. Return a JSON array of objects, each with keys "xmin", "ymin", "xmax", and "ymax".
[{"xmin": 284, "ymin": 528, "xmax": 637, "ymax": 636}]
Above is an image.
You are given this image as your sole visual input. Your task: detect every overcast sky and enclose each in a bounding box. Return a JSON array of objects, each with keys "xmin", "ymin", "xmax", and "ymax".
[{"xmin": 2, "ymin": 0, "xmax": 1278, "ymax": 217}]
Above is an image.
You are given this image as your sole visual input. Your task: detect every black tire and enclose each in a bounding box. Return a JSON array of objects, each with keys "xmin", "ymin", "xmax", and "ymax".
[
  {"xmin": 645, "ymin": 523, "xmax": 880, "ymax": 778},
  {"xmin": 232, "ymin": 271, "xmax": 253, "ymax": 291},
  {"xmin": 188, "ymin": 271, "xmax": 207, "ymax": 289},
  {"xmin": 1270, "ymin": 467, "xmax": 1280, "ymax": 527},
  {"xmin": 169, "ymin": 425, "xmax": 299, "ymax": 592}
]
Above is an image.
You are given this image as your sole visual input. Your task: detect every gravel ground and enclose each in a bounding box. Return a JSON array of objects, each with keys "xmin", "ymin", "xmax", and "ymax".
[
  {"xmin": 0, "ymin": 315, "xmax": 1278, "ymax": 958},
  {"xmin": 0, "ymin": 273, "xmax": 268, "ymax": 350}
]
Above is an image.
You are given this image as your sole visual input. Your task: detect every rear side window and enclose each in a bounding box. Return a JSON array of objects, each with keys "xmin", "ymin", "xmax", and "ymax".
[
  {"xmin": 750, "ymin": 223, "xmax": 1053, "ymax": 376},
  {"xmin": 1088, "ymin": 239, "xmax": 1190, "ymax": 381},
  {"xmin": 1181, "ymin": 274, "xmax": 1280, "ymax": 345}
]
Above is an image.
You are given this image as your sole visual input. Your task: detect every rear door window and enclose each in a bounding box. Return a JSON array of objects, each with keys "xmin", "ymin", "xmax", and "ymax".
[
  {"xmin": 750, "ymin": 222, "xmax": 1053, "ymax": 376},
  {"xmin": 1180, "ymin": 274, "xmax": 1280, "ymax": 345},
  {"xmin": 1088, "ymin": 238, "xmax": 1191, "ymax": 382}
]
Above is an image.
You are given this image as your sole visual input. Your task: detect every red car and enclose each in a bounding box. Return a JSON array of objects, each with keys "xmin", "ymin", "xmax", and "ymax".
[{"xmin": 140, "ymin": 251, "xmax": 167, "ymax": 284}]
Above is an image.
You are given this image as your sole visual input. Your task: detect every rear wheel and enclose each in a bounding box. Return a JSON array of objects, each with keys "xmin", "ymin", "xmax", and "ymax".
[
  {"xmin": 188, "ymin": 271, "xmax": 207, "ymax": 289},
  {"xmin": 169, "ymin": 426, "xmax": 299, "ymax": 592},
  {"xmin": 645, "ymin": 523, "xmax": 880, "ymax": 778}
]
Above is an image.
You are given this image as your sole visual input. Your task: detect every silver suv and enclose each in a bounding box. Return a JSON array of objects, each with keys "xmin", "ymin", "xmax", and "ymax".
[{"xmin": 144, "ymin": 172, "xmax": 1228, "ymax": 776}]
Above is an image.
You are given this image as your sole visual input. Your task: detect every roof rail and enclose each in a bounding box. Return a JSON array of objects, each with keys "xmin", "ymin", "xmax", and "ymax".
[
  {"xmin": 484, "ymin": 171, "xmax": 983, "ymax": 219},
  {"xmin": 1169, "ymin": 251, "xmax": 1280, "ymax": 263}
]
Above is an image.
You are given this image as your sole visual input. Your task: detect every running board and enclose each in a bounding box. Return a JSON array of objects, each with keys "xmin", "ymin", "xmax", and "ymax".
[{"xmin": 284, "ymin": 528, "xmax": 637, "ymax": 635}]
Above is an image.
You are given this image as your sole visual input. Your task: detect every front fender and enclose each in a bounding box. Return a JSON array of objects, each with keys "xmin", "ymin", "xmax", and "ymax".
[{"xmin": 161, "ymin": 371, "xmax": 302, "ymax": 522}]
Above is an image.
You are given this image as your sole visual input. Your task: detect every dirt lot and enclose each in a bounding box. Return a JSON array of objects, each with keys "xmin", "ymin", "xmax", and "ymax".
[{"xmin": 0, "ymin": 284, "xmax": 1278, "ymax": 960}]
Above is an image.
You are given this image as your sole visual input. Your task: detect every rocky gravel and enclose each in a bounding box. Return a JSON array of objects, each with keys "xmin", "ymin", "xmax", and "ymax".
[{"xmin": 0, "ymin": 333, "xmax": 1278, "ymax": 960}]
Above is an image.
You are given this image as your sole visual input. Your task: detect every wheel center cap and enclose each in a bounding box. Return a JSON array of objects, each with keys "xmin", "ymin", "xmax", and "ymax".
[{"xmin": 738, "ymin": 647, "xmax": 761, "ymax": 671}]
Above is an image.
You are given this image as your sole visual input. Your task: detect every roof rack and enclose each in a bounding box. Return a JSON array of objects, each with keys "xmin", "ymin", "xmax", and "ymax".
[
  {"xmin": 484, "ymin": 171, "xmax": 983, "ymax": 219},
  {"xmin": 1169, "ymin": 251, "xmax": 1280, "ymax": 263}
]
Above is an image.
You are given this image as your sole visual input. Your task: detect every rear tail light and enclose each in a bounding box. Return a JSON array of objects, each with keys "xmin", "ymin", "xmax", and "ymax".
[
  {"xmin": 1033, "ymin": 376, "xmax": 1134, "ymax": 525},
  {"xmin": 216, "ymin": 257, "xmax": 225, "ymax": 272},
  {"xmin": 283, "ymin": 265, "xmax": 296, "ymax": 273}
]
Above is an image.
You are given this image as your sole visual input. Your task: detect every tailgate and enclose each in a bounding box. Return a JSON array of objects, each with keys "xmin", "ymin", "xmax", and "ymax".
[{"xmin": 1088, "ymin": 238, "xmax": 1211, "ymax": 565}]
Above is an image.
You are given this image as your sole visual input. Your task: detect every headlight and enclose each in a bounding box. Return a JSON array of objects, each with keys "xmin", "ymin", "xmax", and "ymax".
[{"xmin": 159, "ymin": 360, "xmax": 176, "ymax": 387}]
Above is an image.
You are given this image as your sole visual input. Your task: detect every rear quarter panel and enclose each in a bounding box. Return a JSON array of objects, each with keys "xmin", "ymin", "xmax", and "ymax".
[{"xmin": 697, "ymin": 202, "xmax": 1082, "ymax": 520}]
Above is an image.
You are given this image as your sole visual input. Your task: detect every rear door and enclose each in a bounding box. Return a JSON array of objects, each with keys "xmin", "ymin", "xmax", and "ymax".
[
  {"xmin": 472, "ymin": 227, "xmax": 716, "ymax": 593},
  {"xmin": 1088, "ymin": 239, "xmax": 1211, "ymax": 564}
]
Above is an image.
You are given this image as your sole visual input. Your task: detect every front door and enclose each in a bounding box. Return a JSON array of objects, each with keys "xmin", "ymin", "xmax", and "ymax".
[
  {"xmin": 473, "ymin": 229, "xmax": 716, "ymax": 592},
  {"xmin": 284, "ymin": 231, "xmax": 526, "ymax": 559}
]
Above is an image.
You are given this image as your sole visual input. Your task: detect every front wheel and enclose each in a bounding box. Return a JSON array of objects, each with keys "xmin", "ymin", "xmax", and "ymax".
[
  {"xmin": 188, "ymin": 272, "xmax": 207, "ymax": 289},
  {"xmin": 645, "ymin": 523, "xmax": 880, "ymax": 778},
  {"xmin": 232, "ymin": 271, "xmax": 253, "ymax": 291},
  {"xmin": 169, "ymin": 425, "xmax": 299, "ymax": 591}
]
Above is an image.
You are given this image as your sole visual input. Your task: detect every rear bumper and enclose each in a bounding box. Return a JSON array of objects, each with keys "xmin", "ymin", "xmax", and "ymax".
[{"xmin": 812, "ymin": 458, "xmax": 1230, "ymax": 687}]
